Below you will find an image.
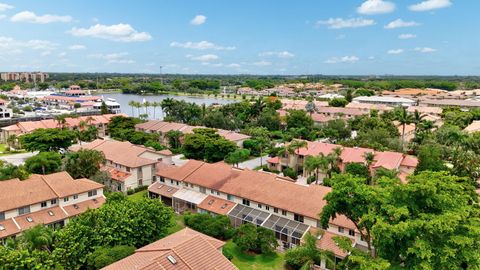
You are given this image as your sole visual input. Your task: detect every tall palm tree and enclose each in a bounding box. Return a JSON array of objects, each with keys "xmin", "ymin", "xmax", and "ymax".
[
  {"xmin": 304, "ymin": 154, "xmax": 329, "ymax": 184},
  {"xmin": 305, "ymin": 99, "xmax": 316, "ymax": 116},
  {"xmin": 161, "ymin": 98, "xmax": 176, "ymax": 117},
  {"xmin": 54, "ymin": 114, "xmax": 68, "ymax": 129},
  {"xmin": 395, "ymin": 107, "xmax": 414, "ymax": 150},
  {"xmin": 144, "ymin": 101, "xmax": 151, "ymax": 119},
  {"xmin": 412, "ymin": 110, "xmax": 426, "ymax": 135},
  {"xmin": 364, "ymin": 152, "xmax": 375, "ymax": 185},
  {"xmin": 128, "ymin": 100, "xmax": 136, "ymax": 116},
  {"xmin": 135, "ymin": 101, "xmax": 142, "ymax": 117},
  {"xmin": 151, "ymin": 101, "xmax": 159, "ymax": 119}
]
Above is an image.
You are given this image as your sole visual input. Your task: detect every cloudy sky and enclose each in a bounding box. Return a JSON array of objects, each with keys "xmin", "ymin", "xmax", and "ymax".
[{"xmin": 0, "ymin": 0, "xmax": 478, "ymax": 75}]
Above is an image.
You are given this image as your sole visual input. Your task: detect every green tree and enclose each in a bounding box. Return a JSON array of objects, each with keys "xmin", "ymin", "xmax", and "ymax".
[
  {"xmin": 165, "ymin": 130, "xmax": 182, "ymax": 149},
  {"xmin": 86, "ymin": 245, "xmax": 135, "ymax": 270},
  {"xmin": 233, "ymin": 223, "xmax": 278, "ymax": 254},
  {"xmin": 286, "ymin": 110, "xmax": 313, "ymax": 130},
  {"xmin": 328, "ymin": 97, "xmax": 348, "ymax": 107},
  {"xmin": 345, "ymin": 162, "xmax": 369, "ymax": 179},
  {"xmin": 53, "ymin": 193, "xmax": 174, "ymax": 269},
  {"xmin": 182, "ymin": 128, "xmax": 237, "ymax": 162},
  {"xmin": 19, "ymin": 225, "xmax": 54, "ymax": 252},
  {"xmin": 285, "ymin": 232, "xmax": 333, "ymax": 270},
  {"xmin": 100, "ymin": 101, "xmax": 109, "ymax": 114},
  {"xmin": 0, "ymin": 163, "xmax": 29, "ymax": 180},
  {"xmin": 224, "ymin": 149, "xmax": 251, "ymax": 167},
  {"xmin": 24, "ymin": 152, "xmax": 62, "ymax": 175},
  {"xmin": 20, "ymin": 128, "xmax": 76, "ymax": 152},
  {"xmin": 64, "ymin": 149, "xmax": 106, "ymax": 179},
  {"xmin": 395, "ymin": 107, "xmax": 414, "ymax": 150},
  {"xmin": 415, "ymin": 143, "xmax": 447, "ymax": 173},
  {"xmin": 184, "ymin": 213, "xmax": 234, "ymax": 240},
  {"xmin": 304, "ymin": 155, "xmax": 329, "ymax": 184}
]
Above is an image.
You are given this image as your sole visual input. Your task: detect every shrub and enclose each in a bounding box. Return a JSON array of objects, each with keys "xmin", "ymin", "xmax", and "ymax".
[
  {"xmin": 283, "ymin": 167, "xmax": 298, "ymax": 180},
  {"xmin": 184, "ymin": 213, "xmax": 234, "ymax": 240},
  {"xmin": 233, "ymin": 223, "xmax": 278, "ymax": 254},
  {"xmin": 86, "ymin": 245, "xmax": 135, "ymax": 269},
  {"xmin": 222, "ymin": 247, "xmax": 234, "ymax": 261}
]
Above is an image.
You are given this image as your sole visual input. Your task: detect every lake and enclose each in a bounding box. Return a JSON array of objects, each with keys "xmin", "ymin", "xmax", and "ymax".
[{"xmin": 101, "ymin": 93, "xmax": 236, "ymax": 119}]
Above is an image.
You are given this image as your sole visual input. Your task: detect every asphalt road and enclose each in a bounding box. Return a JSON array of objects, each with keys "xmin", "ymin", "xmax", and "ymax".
[{"xmin": 0, "ymin": 152, "xmax": 38, "ymax": 166}]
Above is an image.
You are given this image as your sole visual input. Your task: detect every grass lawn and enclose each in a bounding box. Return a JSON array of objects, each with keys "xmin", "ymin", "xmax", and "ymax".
[
  {"xmin": 127, "ymin": 190, "xmax": 148, "ymax": 202},
  {"xmin": 0, "ymin": 144, "xmax": 6, "ymax": 153},
  {"xmin": 223, "ymin": 241, "xmax": 286, "ymax": 270}
]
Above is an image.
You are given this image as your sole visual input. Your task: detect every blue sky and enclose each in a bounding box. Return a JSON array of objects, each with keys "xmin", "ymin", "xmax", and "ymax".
[{"xmin": 0, "ymin": 0, "xmax": 478, "ymax": 75}]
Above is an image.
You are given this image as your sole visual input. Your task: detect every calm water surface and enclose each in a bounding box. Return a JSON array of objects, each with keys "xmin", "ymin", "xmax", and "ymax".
[{"xmin": 102, "ymin": 93, "xmax": 236, "ymax": 119}]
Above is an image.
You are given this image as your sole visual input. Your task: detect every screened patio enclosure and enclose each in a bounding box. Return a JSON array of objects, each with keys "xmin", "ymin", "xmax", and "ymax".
[{"xmin": 228, "ymin": 204, "xmax": 310, "ymax": 248}]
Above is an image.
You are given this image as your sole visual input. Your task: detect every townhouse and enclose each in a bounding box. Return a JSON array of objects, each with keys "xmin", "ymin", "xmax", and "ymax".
[
  {"xmin": 0, "ymin": 172, "xmax": 105, "ymax": 242},
  {"xmin": 103, "ymin": 227, "xmax": 237, "ymax": 270},
  {"xmin": 267, "ymin": 141, "xmax": 418, "ymax": 183},
  {"xmin": 135, "ymin": 120, "xmax": 251, "ymax": 148},
  {"xmin": 418, "ymin": 98, "xmax": 480, "ymax": 109},
  {"xmin": 71, "ymin": 139, "xmax": 174, "ymax": 192},
  {"xmin": 0, "ymin": 114, "xmax": 125, "ymax": 144},
  {"xmin": 149, "ymin": 160, "xmax": 369, "ymax": 268},
  {"xmin": 352, "ymin": 96, "xmax": 416, "ymax": 107}
]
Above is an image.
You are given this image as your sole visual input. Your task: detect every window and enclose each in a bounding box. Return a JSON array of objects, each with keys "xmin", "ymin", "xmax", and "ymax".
[
  {"xmin": 338, "ymin": 226, "xmax": 345, "ymax": 233},
  {"xmin": 281, "ymin": 210, "xmax": 287, "ymax": 216},
  {"xmin": 50, "ymin": 199, "xmax": 57, "ymax": 205},
  {"xmin": 41, "ymin": 201, "xmax": 47, "ymax": 208},
  {"xmin": 199, "ymin": 187, "xmax": 206, "ymax": 194},
  {"xmin": 73, "ymin": 194, "xmax": 78, "ymax": 200},
  {"xmin": 160, "ymin": 177, "xmax": 165, "ymax": 183},
  {"xmin": 274, "ymin": 208, "xmax": 279, "ymax": 213},
  {"xmin": 0, "ymin": 212, "xmax": 4, "ymax": 221},
  {"xmin": 117, "ymin": 184, "xmax": 122, "ymax": 191},
  {"xmin": 294, "ymin": 214, "xmax": 304, "ymax": 223},
  {"xmin": 64, "ymin": 197, "xmax": 69, "ymax": 202},
  {"xmin": 175, "ymin": 181, "xmax": 179, "ymax": 186},
  {"xmin": 257, "ymin": 204, "xmax": 262, "ymax": 209},
  {"xmin": 138, "ymin": 179, "xmax": 143, "ymax": 186},
  {"xmin": 211, "ymin": 189, "xmax": 215, "ymax": 194},
  {"xmin": 190, "ymin": 184, "xmax": 194, "ymax": 188},
  {"xmin": 242, "ymin": 199, "xmax": 250, "ymax": 206},
  {"xmin": 88, "ymin": 190, "xmax": 97, "ymax": 197},
  {"xmin": 227, "ymin": 194, "xmax": 234, "ymax": 201},
  {"xmin": 126, "ymin": 167, "xmax": 130, "ymax": 172},
  {"xmin": 216, "ymin": 191, "xmax": 220, "ymax": 195},
  {"xmin": 349, "ymin": 229, "xmax": 355, "ymax": 237},
  {"xmin": 170, "ymin": 179, "xmax": 174, "ymax": 184},
  {"xmin": 18, "ymin": 206, "xmax": 30, "ymax": 215}
]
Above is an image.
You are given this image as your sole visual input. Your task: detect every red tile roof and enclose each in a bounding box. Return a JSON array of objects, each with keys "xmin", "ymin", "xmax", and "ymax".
[
  {"xmin": 197, "ymin": 195, "xmax": 237, "ymax": 215},
  {"xmin": 14, "ymin": 206, "xmax": 68, "ymax": 231},
  {"xmin": 148, "ymin": 182, "xmax": 179, "ymax": 198},
  {"xmin": 102, "ymin": 166, "xmax": 131, "ymax": 182},
  {"xmin": 316, "ymin": 231, "xmax": 351, "ymax": 258},
  {"xmin": 63, "ymin": 197, "xmax": 106, "ymax": 217}
]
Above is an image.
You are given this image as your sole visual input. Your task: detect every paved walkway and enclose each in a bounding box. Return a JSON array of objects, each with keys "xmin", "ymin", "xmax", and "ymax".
[
  {"xmin": 0, "ymin": 151, "xmax": 38, "ymax": 166},
  {"xmin": 238, "ymin": 155, "xmax": 269, "ymax": 170}
]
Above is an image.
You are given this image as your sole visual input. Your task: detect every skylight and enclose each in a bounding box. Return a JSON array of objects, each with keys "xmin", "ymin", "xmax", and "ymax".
[
  {"xmin": 48, "ymin": 211, "xmax": 54, "ymax": 216},
  {"xmin": 208, "ymin": 199, "xmax": 215, "ymax": 205},
  {"xmin": 26, "ymin": 217, "xmax": 33, "ymax": 223},
  {"xmin": 0, "ymin": 224, "xmax": 5, "ymax": 231},
  {"xmin": 167, "ymin": 255, "xmax": 177, "ymax": 265}
]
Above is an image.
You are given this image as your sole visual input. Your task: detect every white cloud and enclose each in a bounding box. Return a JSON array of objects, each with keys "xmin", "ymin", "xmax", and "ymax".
[
  {"xmin": 357, "ymin": 0, "xmax": 395, "ymax": 15},
  {"xmin": 387, "ymin": 49, "xmax": 404, "ymax": 54},
  {"xmin": 227, "ymin": 63, "xmax": 241, "ymax": 68},
  {"xmin": 324, "ymin": 56, "xmax": 359, "ymax": 64},
  {"xmin": 259, "ymin": 51, "xmax": 295, "ymax": 58},
  {"xmin": 68, "ymin": 24, "xmax": 152, "ymax": 42},
  {"xmin": 68, "ymin": 44, "xmax": 86, "ymax": 50},
  {"xmin": 398, "ymin": 33, "xmax": 416, "ymax": 39},
  {"xmin": 409, "ymin": 0, "xmax": 452, "ymax": 11},
  {"xmin": 89, "ymin": 52, "xmax": 136, "ymax": 64},
  {"xmin": 0, "ymin": 3, "xmax": 14, "ymax": 12},
  {"xmin": 11, "ymin": 11, "xmax": 72, "ymax": 24},
  {"xmin": 187, "ymin": 54, "xmax": 219, "ymax": 61},
  {"xmin": 252, "ymin": 60, "xmax": 272, "ymax": 66},
  {"xmin": 0, "ymin": 14, "xmax": 5, "ymax": 20},
  {"xmin": 414, "ymin": 47, "xmax": 436, "ymax": 53},
  {"xmin": 190, "ymin": 15, "xmax": 206, "ymax": 25},
  {"xmin": 170, "ymin": 41, "xmax": 235, "ymax": 50},
  {"xmin": 0, "ymin": 36, "xmax": 57, "ymax": 56},
  {"xmin": 385, "ymin": 19, "xmax": 420, "ymax": 29},
  {"xmin": 317, "ymin": 17, "xmax": 375, "ymax": 29}
]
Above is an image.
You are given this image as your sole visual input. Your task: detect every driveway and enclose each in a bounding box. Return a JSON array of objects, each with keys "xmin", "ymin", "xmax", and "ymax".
[
  {"xmin": 0, "ymin": 151, "xmax": 38, "ymax": 166},
  {"xmin": 238, "ymin": 155, "xmax": 269, "ymax": 170}
]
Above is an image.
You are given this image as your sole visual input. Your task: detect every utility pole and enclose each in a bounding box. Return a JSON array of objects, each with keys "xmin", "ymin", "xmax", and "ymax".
[{"xmin": 159, "ymin": 66, "xmax": 163, "ymax": 84}]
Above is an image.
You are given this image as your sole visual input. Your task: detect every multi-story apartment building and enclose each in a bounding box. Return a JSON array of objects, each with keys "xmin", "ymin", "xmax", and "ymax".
[
  {"xmin": 1, "ymin": 72, "xmax": 49, "ymax": 83},
  {"xmin": 0, "ymin": 114, "xmax": 124, "ymax": 144},
  {"xmin": 0, "ymin": 98, "xmax": 12, "ymax": 119},
  {"xmin": 149, "ymin": 160, "xmax": 368, "ymax": 269},
  {"xmin": 71, "ymin": 139, "xmax": 174, "ymax": 193},
  {"xmin": 267, "ymin": 140, "xmax": 418, "ymax": 183},
  {"xmin": 135, "ymin": 120, "xmax": 251, "ymax": 148},
  {"xmin": 0, "ymin": 172, "xmax": 105, "ymax": 242}
]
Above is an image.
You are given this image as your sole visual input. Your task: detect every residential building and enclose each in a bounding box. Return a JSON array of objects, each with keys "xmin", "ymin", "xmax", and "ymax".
[
  {"xmin": 418, "ymin": 98, "xmax": 480, "ymax": 109},
  {"xmin": 1, "ymin": 72, "xmax": 48, "ymax": 83},
  {"xmin": 0, "ymin": 99, "xmax": 12, "ymax": 119},
  {"xmin": 71, "ymin": 139, "xmax": 174, "ymax": 192},
  {"xmin": 382, "ymin": 88, "xmax": 447, "ymax": 96},
  {"xmin": 281, "ymin": 99, "xmax": 329, "ymax": 110},
  {"xmin": 406, "ymin": 106, "xmax": 443, "ymax": 116},
  {"xmin": 0, "ymin": 114, "xmax": 124, "ymax": 143},
  {"xmin": 150, "ymin": 160, "xmax": 369, "ymax": 260},
  {"xmin": 267, "ymin": 140, "xmax": 417, "ymax": 183},
  {"xmin": 345, "ymin": 102, "xmax": 393, "ymax": 113},
  {"xmin": 102, "ymin": 227, "xmax": 237, "ymax": 270},
  {"xmin": 352, "ymin": 96, "xmax": 416, "ymax": 107},
  {"xmin": 0, "ymin": 172, "xmax": 105, "ymax": 241},
  {"xmin": 135, "ymin": 120, "xmax": 251, "ymax": 148}
]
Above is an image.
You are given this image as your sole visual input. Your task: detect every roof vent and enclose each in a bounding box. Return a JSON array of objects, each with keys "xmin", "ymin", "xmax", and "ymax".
[
  {"xmin": 208, "ymin": 199, "xmax": 215, "ymax": 205},
  {"xmin": 48, "ymin": 211, "xmax": 54, "ymax": 216},
  {"xmin": 73, "ymin": 204, "xmax": 79, "ymax": 209},
  {"xmin": 0, "ymin": 224, "xmax": 5, "ymax": 231},
  {"xmin": 93, "ymin": 198, "xmax": 98, "ymax": 203},
  {"xmin": 26, "ymin": 217, "xmax": 33, "ymax": 223},
  {"xmin": 167, "ymin": 188, "xmax": 173, "ymax": 192},
  {"xmin": 167, "ymin": 255, "xmax": 177, "ymax": 265},
  {"xmin": 221, "ymin": 203, "xmax": 228, "ymax": 209}
]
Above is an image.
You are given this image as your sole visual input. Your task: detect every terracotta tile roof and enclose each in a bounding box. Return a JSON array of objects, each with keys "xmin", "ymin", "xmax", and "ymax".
[
  {"xmin": 0, "ymin": 218, "xmax": 21, "ymax": 239},
  {"xmin": 197, "ymin": 195, "xmax": 237, "ymax": 215},
  {"xmin": 329, "ymin": 215, "xmax": 357, "ymax": 232},
  {"xmin": 216, "ymin": 130, "xmax": 251, "ymax": 142},
  {"xmin": 316, "ymin": 231, "xmax": 351, "ymax": 258},
  {"xmin": 400, "ymin": 155, "xmax": 418, "ymax": 167},
  {"xmin": 407, "ymin": 106, "xmax": 443, "ymax": 115},
  {"xmin": 101, "ymin": 166, "xmax": 131, "ymax": 182},
  {"xmin": 346, "ymin": 103, "xmax": 393, "ymax": 112},
  {"xmin": 71, "ymin": 139, "xmax": 158, "ymax": 168},
  {"xmin": 103, "ymin": 228, "xmax": 236, "ymax": 270},
  {"xmin": 1, "ymin": 124, "xmax": 21, "ymax": 131},
  {"xmin": 465, "ymin": 121, "xmax": 480, "ymax": 133},
  {"xmin": 63, "ymin": 196, "xmax": 106, "ymax": 216},
  {"xmin": 383, "ymin": 88, "xmax": 447, "ymax": 96},
  {"xmin": 159, "ymin": 149, "xmax": 173, "ymax": 156},
  {"xmin": 420, "ymin": 99, "xmax": 480, "ymax": 107},
  {"xmin": 311, "ymin": 113, "xmax": 335, "ymax": 123},
  {"xmin": 296, "ymin": 141, "xmax": 340, "ymax": 157},
  {"xmin": 158, "ymin": 161, "xmax": 332, "ymax": 220},
  {"xmin": 372, "ymin": 151, "xmax": 404, "ymax": 170},
  {"xmin": 317, "ymin": 107, "xmax": 368, "ymax": 116},
  {"xmin": 340, "ymin": 147, "xmax": 374, "ymax": 164},
  {"xmin": 267, "ymin": 156, "xmax": 279, "ymax": 164},
  {"xmin": 0, "ymin": 172, "xmax": 103, "ymax": 212},
  {"xmin": 148, "ymin": 182, "xmax": 179, "ymax": 198},
  {"xmin": 14, "ymin": 206, "xmax": 68, "ymax": 231}
]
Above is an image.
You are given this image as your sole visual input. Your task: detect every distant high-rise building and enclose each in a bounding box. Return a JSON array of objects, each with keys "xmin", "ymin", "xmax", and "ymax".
[{"xmin": 0, "ymin": 72, "xmax": 48, "ymax": 83}]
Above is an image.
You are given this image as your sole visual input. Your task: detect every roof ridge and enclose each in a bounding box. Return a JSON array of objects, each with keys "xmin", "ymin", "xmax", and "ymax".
[
  {"xmin": 40, "ymin": 174, "xmax": 60, "ymax": 197},
  {"xmin": 171, "ymin": 235, "xmax": 209, "ymax": 270}
]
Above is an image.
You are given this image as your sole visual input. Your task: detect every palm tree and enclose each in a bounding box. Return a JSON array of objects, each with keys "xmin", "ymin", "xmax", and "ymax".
[
  {"xmin": 144, "ymin": 101, "xmax": 151, "ymax": 118},
  {"xmin": 128, "ymin": 100, "xmax": 136, "ymax": 116},
  {"xmin": 412, "ymin": 110, "xmax": 426, "ymax": 135},
  {"xmin": 305, "ymin": 99, "xmax": 316, "ymax": 116},
  {"xmin": 151, "ymin": 101, "xmax": 159, "ymax": 119},
  {"xmin": 364, "ymin": 152, "xmax": 375, "ymax": 185},
  {"xmin": 294, "ymin": 232, "xmax": 334, "ymax": 270},
  {"xmin": 304, "ymin": 154, "xmax": 329, "ymax": 184},
  {"xmin": 20, "ymin": 225, "xmax": 54, "ymax": 252},
  {"xmin": 54, "ymin": 114, "xmax": 68, "ymax": 129},
  {"xmin": 161, "ymin": 98, "xmax": 176, "ymax": 117},
  {"xmin": 6, "ymin": 134, "xmax": 17, "ymax": 149},
  {"xmin": 395, "ymin": 107, "xmax": 414, "ymax": 150},
  {"xmin": 134, "ymin": 101, "xmax": 142, "ymax": 117},
  {"xmin": 287, "ymin": 140, "xmax": 308, "ymax": 174}
]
